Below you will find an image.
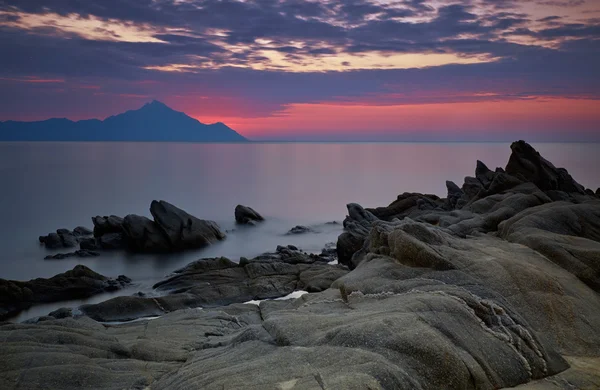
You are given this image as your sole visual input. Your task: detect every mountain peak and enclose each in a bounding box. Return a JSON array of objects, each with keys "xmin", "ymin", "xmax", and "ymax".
[{"xmin": 142, "ymin": 100, "xmax": 170, "ymax": 110}]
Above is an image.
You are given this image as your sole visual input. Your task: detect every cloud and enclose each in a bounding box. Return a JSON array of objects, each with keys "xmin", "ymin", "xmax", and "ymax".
[{"xmin": 0, "ymin": 0, "xmax": 598, "ymax": 124}]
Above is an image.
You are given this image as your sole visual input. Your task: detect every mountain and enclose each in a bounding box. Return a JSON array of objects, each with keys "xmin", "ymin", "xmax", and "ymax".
[{"xmin": 0, "ymin": 101, "xmax": 247, "ymax": 142}]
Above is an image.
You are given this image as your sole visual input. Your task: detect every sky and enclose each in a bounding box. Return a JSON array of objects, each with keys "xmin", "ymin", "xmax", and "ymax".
[{"xmin": 0, "ymin": 0, "xmax": 599, "ymax": 141}]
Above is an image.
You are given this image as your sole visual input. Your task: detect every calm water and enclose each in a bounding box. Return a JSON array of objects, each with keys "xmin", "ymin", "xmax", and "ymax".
[{"xmin": 1, "ymin": 142, "xmax": 598, "ymax": 320}]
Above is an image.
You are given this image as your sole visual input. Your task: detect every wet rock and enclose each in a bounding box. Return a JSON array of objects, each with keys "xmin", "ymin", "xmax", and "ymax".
[
  {"xmin": 80, "ymin": 253, "xmax": 348, "ymax": 322},
  {"xmin": 0, "ymin": 265, "xmax": 131, "ymax": 320},
  {"xmin": 44, "ymin": 250, "xmax": 100, "ymax": 260},
  {"xmin": 150, "ymin": 200, "xmax": 225, "ymax": 251},
  {"xmin": 234, "ymin": 205, "xmax": 264, "ymax": 224},
  {"xmin": 286, "ymin": 225, "xmax": 314, "ymax": 235}
]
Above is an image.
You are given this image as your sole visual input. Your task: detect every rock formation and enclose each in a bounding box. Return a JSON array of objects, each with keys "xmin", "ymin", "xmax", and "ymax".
[
  {"xmin": 3, "ymin": 140, "xmax": 600, "ymax": 389},
  {"xmin": 0, "ymin": 265, "xmax": 130, "ymax": 320},
  {"xmin": 234, "ymin": 204, "xmax": 264, "ymax": 224}
]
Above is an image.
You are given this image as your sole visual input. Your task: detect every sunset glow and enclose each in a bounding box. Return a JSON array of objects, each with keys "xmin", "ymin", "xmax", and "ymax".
[{"xmin": 0, "ymin": 0, "xmax": 599, "ymax": 140}]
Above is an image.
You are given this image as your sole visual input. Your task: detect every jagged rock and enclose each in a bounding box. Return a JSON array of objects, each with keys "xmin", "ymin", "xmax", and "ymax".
[
  {"xmin": 337, "ymin": 203, "xmax": 379, "ymax": 269},
  {"xmin": 122, "ymin": 214, "xmax": 170, "ymax": 252},
  {"xmin": 44, "ymin": 250, "xmax": 100, "ymax": 260},
  {"xmin": 234, "ymin": 205, "xmax": 264, "ymax": 224},
  {"xmin": 505, "ymin": 140, "xmax": 585, "ymax": 194},
  {"xmin": 446, "ymin": 180, "xmax": 464, "ymax": 209},
  {"xmin": 150, "ymin": 200, "xmax": 225, "ymax": 251},
  {"xmin": 0, "ymin": 265, "xmax": 131, "ymax": 320},
  {"xmin": 367, "ymin": 192, "xmax": 443, "ymax": 221},
  {"xmin": 92, "ymin": 215, "xmax": 124, "ymax": 237},
  {"xmin": 462, "ymin": 176, "xmax": 484, "ymax": 200}
]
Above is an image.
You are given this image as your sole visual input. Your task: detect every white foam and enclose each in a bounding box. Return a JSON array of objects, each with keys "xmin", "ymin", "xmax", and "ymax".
[{"xmin": 243, "ymin": 290, "xmax": 309, "ymax": 306}]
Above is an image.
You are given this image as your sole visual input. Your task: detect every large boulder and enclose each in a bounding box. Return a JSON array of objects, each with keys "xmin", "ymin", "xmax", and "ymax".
[
  {"xmin": 0, "ymin": 265, "xmax": 130, "ymax": 320},
  {"xmin": 505, "ymin": 140, "xmax": 585, "ymax": 194},
  {"xmin": 122, "ymin": 214, "xmax": 170, "ymax": 252},
  {"xmin": 38, "ymin": 230, "xmax": 79, "ymax": 249},
  {"xmin": 234, "ymin": 205, "xmax": 264, "ymax": 225},
  {"xmin": 150, "ymin": 200, "xmax": 225, "ymax": 251}
]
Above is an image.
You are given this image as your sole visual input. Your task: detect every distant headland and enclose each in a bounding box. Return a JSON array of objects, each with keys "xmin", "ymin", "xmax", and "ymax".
[{"xmin": 0, "ymin": 100, "xmax": 247, "ymax": 142}]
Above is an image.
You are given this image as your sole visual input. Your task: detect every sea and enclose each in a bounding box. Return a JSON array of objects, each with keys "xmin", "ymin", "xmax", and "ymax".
[{"xmin": 1, "ymin": 142, "xmax": 598, "ymax": 321}]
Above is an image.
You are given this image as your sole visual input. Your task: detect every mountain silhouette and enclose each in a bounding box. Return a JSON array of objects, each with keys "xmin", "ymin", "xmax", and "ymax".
[{"xmin": 0, "ymin": 100, "xmax": 247, "ymax": 142}]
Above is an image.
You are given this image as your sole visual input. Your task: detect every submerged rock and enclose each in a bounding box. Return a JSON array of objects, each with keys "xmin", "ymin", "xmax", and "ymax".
[
  {"xmin": 0, "ymin": 265, "xmax": 131, "ymax": 320},
  {"xmin": 44, "ymin": 249, "xmax": 100, "ymax": 260},
  {"xmin": 286, "ymin": 225, "xmax": 314, "ymax": 235},
  {"xmin": 234, "ymin": 204, "xmax": 264, "ymax": 225}
]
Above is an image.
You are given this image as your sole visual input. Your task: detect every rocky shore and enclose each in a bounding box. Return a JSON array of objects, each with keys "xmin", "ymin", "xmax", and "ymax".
[{"xmin": 1, "ymin": 140, "xmax": 600, "ymax": 389}]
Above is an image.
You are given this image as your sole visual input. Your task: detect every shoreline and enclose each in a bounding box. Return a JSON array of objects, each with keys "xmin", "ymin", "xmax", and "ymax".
[{"xmin": 1, "ymin": 140, "xmax": 600, "ymax": 389}]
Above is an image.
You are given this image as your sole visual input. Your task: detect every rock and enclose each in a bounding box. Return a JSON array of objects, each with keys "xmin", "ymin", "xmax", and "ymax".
[
  {"xmin": 462, "ymin": 176, "xmax": 484, "ymax": 200},
  {"xmin": 48, "ymin": 307, "xmax": 73, "ymax": 319},
  {"xmin": 41, "ymin": 232, "xmax": 62, "ymax": 248},
  {"xmin": 44, "ymin": 250, "xmax": 100, "ymax": 260},
  {"xmin": 286, "ymin": 225, "xmax": 313, "ymax": 235},
  {"xmin": 597, "ymin": 188, "xmax": 600, "ymax": 197},
  {"xmin": 79, "ymin": 237, "xmax": 98, "ymax": 250},
  {"xmin": 79, "ymin": 247, "xmax": 348, "ymax": 322},
  {"xmin": 498, "ymin": 201, "xmax": 600, "ymax": 292},
  {"xmin": 446, "ymin": 180, "xmax": 464, "ymax": 209},
  {"xmin": 98, "ymin": 232, "xmax": 126, "ymax": 250},
  {"xmin": 73, "ymin": 226, "xmax": 92, "ymax": 237},
  {"xmin": 0, "ymin": 265, "xmax": 131, "ymax": 320},
  {"xmin": 234, "ymin": 205, "xmax": 264, "ymax": 224},
  {"xmin": 92, "ymin": 215, "xmax": 124, "ymax": 237},
  {"xmin": 38, "ymin": 230, "xmax": 79, "ymax": 249},
  {"xmin": 122, "ymin": 214, "xmax": 170, "ymax": 252},
  {"xmin": 150, "ymin": 200, "xmax": 225, "ymax": 251},
  {"xmin": 475, "ymin": 159, "xmax": 495, "ymax": 186},
  {"xmin": 367, "ymin": 193, "xmax": 443, "ymax": 221},
  {"xmin": 505, "ymin": 140, "xmax": 585, "ymax": 194},
  {"xmin": 336, "ymin": 204, "xmax": 379, "ymax": 269}
]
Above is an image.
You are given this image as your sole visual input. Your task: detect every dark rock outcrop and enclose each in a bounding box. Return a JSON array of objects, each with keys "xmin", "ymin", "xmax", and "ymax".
[
  {"xmin": 92, "ymin": 215, "xmax": 124, "ymax": 237},
  {"xmin": 150, "ymin": 200, "xmax": 225, "ymax": 250},
  {"xmin": 122, "ymin": 214, "xmax": 170, "ymax": 252},
  {"xmin": 0, "ymin": 265, "xmax": 130, "ymax": 320},
  {"xmin": 505, "ymin": 140, "xmax": 585, "ymax": 194},
  {"xmin": 234, "ymin": 205, "xmax": 264, "ymax": 225},
  {"xmin": 38, "ymin": 230, "xmax": 79, "ymax": 249},
  {"xmin": 79, "ymin": 247, "xmax": 348, "ymax": 322}
]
